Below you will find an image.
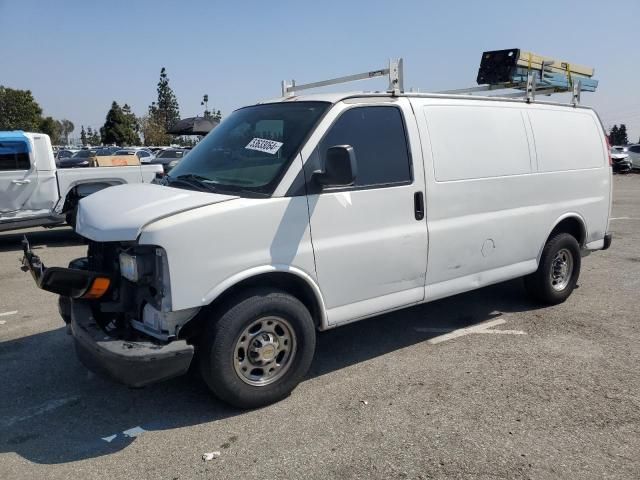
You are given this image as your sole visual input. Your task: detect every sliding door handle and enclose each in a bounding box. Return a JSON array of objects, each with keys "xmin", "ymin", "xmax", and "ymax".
[{"xmin": 414, "ymin": 191, "xmax": 424, "ymax": 220}]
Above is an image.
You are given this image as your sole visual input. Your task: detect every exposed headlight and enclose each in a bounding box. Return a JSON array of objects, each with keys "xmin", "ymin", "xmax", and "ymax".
[
  {"xmin": 168, "ymin": 160, "xmax": 180, "ymax": 167},
  {"xmin": 119, "ymin": 252, "xmax": 139, "ymax": 282}
]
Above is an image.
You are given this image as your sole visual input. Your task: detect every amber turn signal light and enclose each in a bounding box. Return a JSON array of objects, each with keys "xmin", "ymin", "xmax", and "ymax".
[{"xmin": 81, "ymin": 277, "xmax": 111, "ymax": 299}]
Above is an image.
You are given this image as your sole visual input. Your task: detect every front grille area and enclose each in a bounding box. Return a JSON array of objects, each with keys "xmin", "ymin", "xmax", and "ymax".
[{"xmin": 87, "ymin": 240, "xmax": 120, "ymax": 273}]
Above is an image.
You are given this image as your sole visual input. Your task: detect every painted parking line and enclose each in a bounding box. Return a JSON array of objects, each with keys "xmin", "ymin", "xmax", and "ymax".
[
  {"xmin": 416, "ymin": 318, "xmax": 526, "ymax": 345},
  {"xmin": 0, "ymin": 310, "xmax": 18, "ymax": 317},
  {"xmin": 610, "ymin": 217, "xmax": 639, "ymax": 220},
  {"xmin": 1, "ymin": 396, "xmax": 80, "ymax": 428}
]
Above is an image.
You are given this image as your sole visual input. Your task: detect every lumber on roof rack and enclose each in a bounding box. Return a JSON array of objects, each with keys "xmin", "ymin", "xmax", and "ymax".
[{"xmin": 477, "ymin": 48, "xmax": 594, "ymax": 85}]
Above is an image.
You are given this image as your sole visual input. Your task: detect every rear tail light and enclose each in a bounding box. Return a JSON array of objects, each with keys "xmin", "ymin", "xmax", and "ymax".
[{"xmin": 605, "ymin": 136, "xmax": 613, "ymax": 166}]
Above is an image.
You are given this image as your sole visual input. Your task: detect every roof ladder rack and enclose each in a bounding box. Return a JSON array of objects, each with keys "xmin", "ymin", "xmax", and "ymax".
[
  {"xmin": 439, "ymin": 49, "xmax": 599, "ymax": 105},
  {"xmin": 281, "ymin": 58, "xmax": 404, "ymax": 98}
]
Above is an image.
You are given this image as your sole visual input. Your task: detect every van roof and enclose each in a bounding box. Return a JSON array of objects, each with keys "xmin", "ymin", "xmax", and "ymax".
[{"xmin": 257, "ymin": 91, "xmax": 595, "ymax": 111}]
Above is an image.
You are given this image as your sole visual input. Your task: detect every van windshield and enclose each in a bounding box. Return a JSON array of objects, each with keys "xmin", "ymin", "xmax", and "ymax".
[{"xmin": 167, "ymin": 101, "xmax": 329, "ymax": 195}]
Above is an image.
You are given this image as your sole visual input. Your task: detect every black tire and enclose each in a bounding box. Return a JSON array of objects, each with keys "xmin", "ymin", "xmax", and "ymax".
[
  {"xmin": 199, "ymin": 288, "xmax": 316, "ymax": 409},
  {"xmin": 65, "ymin": 206, "xmax": 77, "ymax": 229},
  {"xmin": 525, "ymin": 233, "xmax": 581, "ymax": 305}
]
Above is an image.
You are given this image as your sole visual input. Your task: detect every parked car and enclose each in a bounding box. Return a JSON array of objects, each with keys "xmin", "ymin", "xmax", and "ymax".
[
  {"xmin": 113, "ymin": 148, "xmax": 155, "ymax": 164},
  {"xmin": 58, "ymin": 149, "xmax": 97, "ymax": 168},
  {"xmin": 611, "ymin": 149, "xmax": 632, "ymax": 173},
  {"xmin": 56, "ymin": 149, "xmax": 76, "ymax": 160},
  {"xmin": 55, "ymin": 149, "xmax": 76, "ymax": 167},
  {"xmin": 95, "ymin": 146, "xmax": 121, "ymax": 156},
  {"xmin": 0, "ymin": 131, "xmax": 163, "ymax": 231},
  {"xmin": 150, "ymin": 148, "xmax": 189, "ymax": 173},
  {"xmin": 623, "ymin": 144, "xmax": 640, "ymax": 169},
  {"xmin": 22, "ymin": 91, "xmax": 612, "ymax": 409}
]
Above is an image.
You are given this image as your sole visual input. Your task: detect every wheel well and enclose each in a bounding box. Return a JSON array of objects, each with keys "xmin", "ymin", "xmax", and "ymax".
[
  {"xmin": 181, "ymin": 272, "xmax": 323, "ymax": 340},
  {"xmin": 62, "ymin": 182, "xmax": 117, "ymax": 212},
  {"xmin": 548, "ymin": 217, "xmax": 586, "ymax": 246}
]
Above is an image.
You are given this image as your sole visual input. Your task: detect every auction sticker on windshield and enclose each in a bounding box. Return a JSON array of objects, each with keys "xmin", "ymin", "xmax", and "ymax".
[{"xmin": 245, "ymin": 138, "xmax": 283, "ymax": 155}]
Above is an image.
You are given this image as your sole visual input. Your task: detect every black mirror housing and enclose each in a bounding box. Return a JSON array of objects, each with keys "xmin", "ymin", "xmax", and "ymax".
[{"xmin": 314, "ymin": 145, "xmax": 357, "ymax": 187}]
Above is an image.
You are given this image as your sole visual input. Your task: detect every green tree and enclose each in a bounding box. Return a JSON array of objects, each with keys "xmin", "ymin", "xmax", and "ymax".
[
  {"xmin": 202, "ymin": 93, "xmax": 222, "ymax": 121},
  {"xmin": 100, "ymin": 101, "xmax": 140, "ymax": 146},
  {"xmin": 58, "ymin": 119, "xmax": 74, "ymax": 144},
  {"xmin": 608, "ymin": 124, "xmax": 630, "ymax": 146},
  {"xmin": 141, "ymin": 114, "xmax": 169, "ymax": 146},
  {"xmin": 618, "ymin": 124, "xmax": 628, "ymax": 145},
  {"xmin": 87, "ymin": 126, "xmax": 101, "ymax": 146},
  {"xmin": 609, "ymin": 125, "xmax": 619, "ymax": 145},
  {"xmin": 149, "ymin": 67, "xmax": 180, "ymax": 133},
  {"xmin": 38, "ymin": 116, "xmax": 62, "ymax": 143},
  {"xmin": 0, "ymin": 85, "xmax": 43, "ymax": 131},
  {"xmin": 80, "ymin": 125, "xmax": 87, "ymax": 146},
  {"xmin": 122, "ymin": 103, "xmax": 140, "ymax": 138}
]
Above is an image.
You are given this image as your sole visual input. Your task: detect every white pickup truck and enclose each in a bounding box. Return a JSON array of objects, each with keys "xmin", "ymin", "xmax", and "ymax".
[{"xmin": 0, "ymin": 131, "xmax": 162, "ymax": 232}]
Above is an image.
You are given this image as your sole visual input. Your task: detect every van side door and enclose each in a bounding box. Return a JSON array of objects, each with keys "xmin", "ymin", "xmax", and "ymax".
[
  {"xmin": 416, "ymin": 101, "xmax": 538, "ymax": 300},
  {"xmin": 303, "ymin": 98, "xmax": 428, "ymax": 326}
]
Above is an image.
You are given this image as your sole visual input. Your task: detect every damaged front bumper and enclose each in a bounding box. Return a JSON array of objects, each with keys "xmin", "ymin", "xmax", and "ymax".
[
  {"xmin": 70, "ymin": 300, "xmax": 194, "ymax": 387},
  {"xmin": 21, "ymin": 237, "xmax": 194, "ymax": 387},
  {"xmin": 21, "ymin": 237, "xmax": 112, "ymax": 299}
]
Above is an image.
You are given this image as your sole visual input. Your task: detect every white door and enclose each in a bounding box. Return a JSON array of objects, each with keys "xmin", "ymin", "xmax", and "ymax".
[
  {"xmin": 304, "ymin": 101, "xmax": 428, "ymax": 325},
  {"xmin": 0, "ymin": 136, "xmax": 38, "ymax": 213}
]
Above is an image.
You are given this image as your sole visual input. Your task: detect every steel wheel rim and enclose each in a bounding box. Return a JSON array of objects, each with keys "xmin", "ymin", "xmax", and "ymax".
[
  {"xmin": 550, "ymin": 248, "xmax": 574, "ymax": 291},
  {"xmin": 233, "ymin": 316, "xmax": 297, "ymax": 386}
]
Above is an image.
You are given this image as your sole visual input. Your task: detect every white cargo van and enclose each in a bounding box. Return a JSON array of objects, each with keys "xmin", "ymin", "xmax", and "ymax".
[{"xmin": 23, "ymin": 88, "xmax": 612, "ymax": 408}]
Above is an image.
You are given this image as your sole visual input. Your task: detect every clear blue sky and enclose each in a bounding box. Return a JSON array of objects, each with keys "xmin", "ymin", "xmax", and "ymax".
[{"xmin": 2, "ymin": 0, "xmax": 639, "ymax": 142}]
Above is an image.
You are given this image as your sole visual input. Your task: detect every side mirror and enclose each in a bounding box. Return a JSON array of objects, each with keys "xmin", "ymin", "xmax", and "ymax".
[{"xmin": 314, "ymin": 145, "xmax": 357, "ymax": 187}]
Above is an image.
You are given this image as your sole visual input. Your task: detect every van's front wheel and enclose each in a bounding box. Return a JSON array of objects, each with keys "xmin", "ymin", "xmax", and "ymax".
[
  {"xmin": 199, "ymin": 289, "xmax": 316, "ymax": 409},
  {"xmin": 525, "ymin": 233, "xmax": 581, "ymax": 305}
]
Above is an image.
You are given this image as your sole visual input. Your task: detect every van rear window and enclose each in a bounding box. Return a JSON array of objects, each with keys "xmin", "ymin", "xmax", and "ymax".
[{"xmin": 0, "ymin": 141, "xmax": 30, "ymax": 171}]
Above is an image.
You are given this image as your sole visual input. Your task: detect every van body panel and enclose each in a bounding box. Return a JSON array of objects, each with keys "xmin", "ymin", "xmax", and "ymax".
[
  {"xmin": 298, "ymin": 98, "xmax": 429, "ymax": 324},
  {"xmin": 139, "ymin": 196, "xmax": 317, "ymax": 312},
  {"xmin": 411, "ymin": 97, "xmax": 609, "ymax": 300},
  {"xmin": 141, "ymin": 96, "xmax": 609, "ymax": 321}
]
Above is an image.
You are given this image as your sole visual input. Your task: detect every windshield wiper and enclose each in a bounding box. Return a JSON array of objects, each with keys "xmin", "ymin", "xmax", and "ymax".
[
  {"xmin": 168, "ymin": 174, "xmax": 218, "ymax": 193},
  {"xmin": 167, "ymin": 174, "xmax": 269, "ymax": 198}
]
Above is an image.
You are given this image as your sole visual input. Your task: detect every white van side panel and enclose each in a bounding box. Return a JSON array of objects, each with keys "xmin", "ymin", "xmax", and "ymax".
[
  {"xmin": 426, "ymin": 105, "xmax": 532, "ymax": 181},
  {"xmin": 413, "ymin": 98, "xmax": 609, "ymax": 301},
  {"xmin": 139, "ymin": 196, "xmax": 319, "ymax": 313},
  {"xmin": 528, "ymin": 109, "xmax": 604, "ymax": 172}
]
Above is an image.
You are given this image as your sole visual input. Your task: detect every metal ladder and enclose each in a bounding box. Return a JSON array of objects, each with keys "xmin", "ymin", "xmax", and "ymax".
[
  {"xmin": 438, "ymin": 60, "xmax": 584, "ymax": 106},
  {"xmin": 281, "ymin": 58, "xmax": 585, "ymax": 105}
]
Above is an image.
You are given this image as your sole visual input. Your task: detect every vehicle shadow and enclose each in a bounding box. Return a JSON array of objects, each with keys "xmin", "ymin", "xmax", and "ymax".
[
  {"xmin": 0, "ymin": 227, "xmax": 83, "ymax": 253},
  {"xmin": 0, "ymin": 279, "xmax": 541, "ymax": 464}
]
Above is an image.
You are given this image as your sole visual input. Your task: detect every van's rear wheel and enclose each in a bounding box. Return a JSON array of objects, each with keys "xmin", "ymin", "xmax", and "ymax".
[
  {"xmin": 525, "ymin": 233, "xmax": 581, "ymax": 305},
  {"xmin": 199, "ymin": 288, "xmax": 316, "ymax": 409}
]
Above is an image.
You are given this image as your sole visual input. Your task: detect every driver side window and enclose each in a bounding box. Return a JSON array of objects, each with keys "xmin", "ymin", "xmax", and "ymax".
[{"xmin": 318, "ymin": 106, "xmax": 412, "ymax": 188}]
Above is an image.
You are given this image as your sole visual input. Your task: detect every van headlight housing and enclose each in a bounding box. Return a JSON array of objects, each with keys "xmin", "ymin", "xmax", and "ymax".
[{"xmin": 119, "ymin": 252, "xmax": 139, "ymax": 282}]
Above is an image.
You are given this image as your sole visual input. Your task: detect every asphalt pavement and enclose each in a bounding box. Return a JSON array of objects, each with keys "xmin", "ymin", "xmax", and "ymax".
[{"xmin": 0, "ymin": 175, "xmax": 638, "ymax": 479}]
